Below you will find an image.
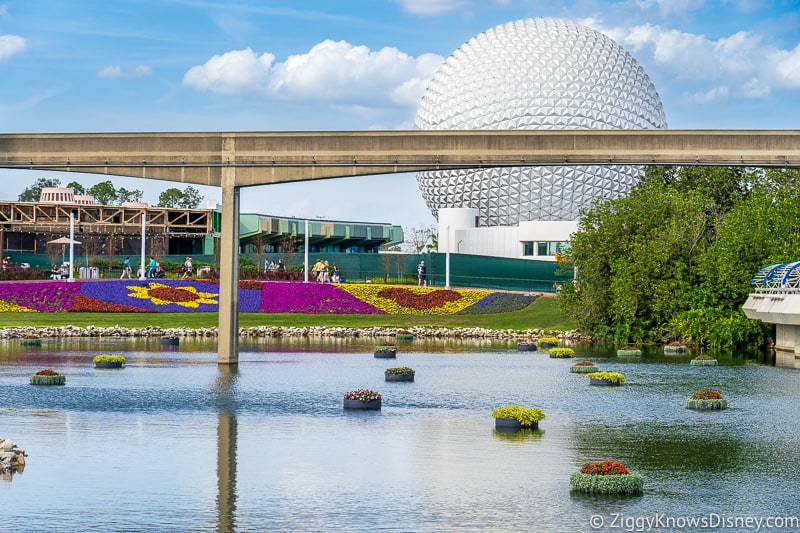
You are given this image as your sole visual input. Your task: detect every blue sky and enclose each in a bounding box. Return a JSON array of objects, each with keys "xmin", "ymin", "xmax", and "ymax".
[{"xmin": 1, "ymin": 0, "xmax": 798, "ymax": 231}]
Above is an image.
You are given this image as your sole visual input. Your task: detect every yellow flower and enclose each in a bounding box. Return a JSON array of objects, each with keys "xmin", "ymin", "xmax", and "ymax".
[
  {"xmin": 127, "ymin": 283, "xmax": 218, "ymax": 308},
  {"xmin": 0, "ymin": 300, "xmax": 37, "ymax": 312}
]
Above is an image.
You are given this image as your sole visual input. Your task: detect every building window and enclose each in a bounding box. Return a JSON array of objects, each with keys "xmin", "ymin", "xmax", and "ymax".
[
  {"xmin": 522, "ymin": 241, "xmax": 568, "ymax": 257},
  {"xmin": 523, "ymin": 242, "xmax": 535, "ymax": 256}
]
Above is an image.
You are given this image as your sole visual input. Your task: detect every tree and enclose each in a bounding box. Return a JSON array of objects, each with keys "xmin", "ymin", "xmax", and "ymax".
[
  {"xmin": 18, "ymin": 177, "xmax": 61, "ymax": 202},
  {"xmin": 117, "ymin": 187, "xmax": 144, "ymax": 204},
  {"xmin": 88, "ymin": 181, "xmax": 120, "ymax": 205},
  {"xmin": 405, "ymin": 225, "xmax": 437, "ymax": 253},
  {"xmin": 66, "ymin": 181, "xmax": 86, "ymax": 195},
  {"xmin": 559, "ymin": 166, "xmax": 800, "ymax": 348},
  {"xmin": 156, "ymin": 186, "xmax": 203, "ymax": 208}
]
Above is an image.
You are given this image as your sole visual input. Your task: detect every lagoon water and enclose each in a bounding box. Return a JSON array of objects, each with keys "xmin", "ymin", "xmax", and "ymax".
[{"xmin": 2, "ymin": 338, "xmax": 799, "ymax": 532}]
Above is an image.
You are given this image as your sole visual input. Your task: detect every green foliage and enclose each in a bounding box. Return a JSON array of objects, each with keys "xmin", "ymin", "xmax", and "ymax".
[
  {"xmin": 156, "ymin": 186, "xmax": 203, "ymax": 208},
  {"xmin": 586, "ymin": 371, "xmax": 625, "ymax": 384},
  {"xmin": 66, "ymin": 181, "xmax": 86, "ymax": 195},
  {"xmin": 88, "ymin": 181, "xmax": 120, "ymax": 205},
  {"xmin": 491, "ymin": 405, "xmax": 545, "ymax": 426},
  {"xmin": 93, "ymin": 354, "xmax": 126, "ymax": 364},
  {"xmin": 570, "ymin": 363, "xmax": 598, "ymax": 373},
  {"xmin": 559, "ymin": 166, "xmax": 800, "ymax": 348},
  {"xmin": 569, "ymin": 471, "xmax": 644, "ymax": 495},
  {"xmin": 19, "ymin": 177, "xmax": 61, "ymax": 202},
  {"xmin": 547, "ymin": 347, "xmax": 574, "ymax": 358}
]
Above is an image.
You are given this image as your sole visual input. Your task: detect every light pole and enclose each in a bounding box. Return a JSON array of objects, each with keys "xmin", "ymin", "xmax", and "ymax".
[{"xmin": 139, "ymin": 213, "xmax": 146, "ymax": 279}]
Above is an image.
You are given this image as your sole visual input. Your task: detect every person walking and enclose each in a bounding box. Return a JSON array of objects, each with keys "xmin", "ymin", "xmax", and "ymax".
[
  {"xmin": 417, "ymin": 261, "xmax": 427, "ymax": 286},
  {"xmin": 148, "ymin": 256, "xmax": 157, "ymax": 278},
  {"xmin": 182, "ymin": 257, "xmax": 193, "ymax": 279},
  {"xmin": 121, "ymin": 256, "xmax": 132, "ymax": 279}
]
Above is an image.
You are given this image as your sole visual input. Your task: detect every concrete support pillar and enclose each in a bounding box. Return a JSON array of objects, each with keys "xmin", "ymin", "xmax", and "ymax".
[
  {"xmin": 216, "ymin": 365, "xmax": 238, "ymax": 530},
  {"xmin": 218, "ymin": 136, "xmax": 240, "ymax": 365}
]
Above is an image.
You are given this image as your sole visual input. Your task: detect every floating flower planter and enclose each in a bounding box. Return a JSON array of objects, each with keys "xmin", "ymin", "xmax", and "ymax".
[
  {"xmin": 384, "ymin": 366, "xmax": 415, "ymax": 382},
  {"xmin": 93, "ymin": 354, "xmax": 126, "ymax": 369},
  {"xmin": 663, "ymin": 342, "xmax": 687, "ymax": 355},
  {"xmin": 516, "ymin": 341, "xmax": 537, "ymax": 352},
  {"xmin": 587, "ymin": 371, "xmax": 625, "ymax": 386},
  {"xmin": 395, "ymin": 330, "xmax": 414, "ymax": 341},
  {"xmin": 343, "ymin": 389, "xmax": 382, "ymax": 410},
  {"xmin": 570, "ymin": 361, "xmax": 598, "ymax": 373},
  {"xmin": 20, "ymin": 336, "xmax": 42, "ymax": 347},
  {"xmin": 374, "ymin": 343, "xmax": 398, "ymax": 358},
  {"xmin": 491, "ymin": 405, "xmax": 545, "ymax": 431},
  {"xmin": 29, "ymin": 369, "xmax": 65, "ymax": 386},
  {"xmin": 160, "ymin": 336, "xmax": 180, "ymax": 346},
  {"xmin": 548, "ymin": 347, "xmax": 575, "ymax": 358},
  {"xmin": 685, "ymin": 389, "xmax": 727, "ymax": 410},
  {"xmin": 690, "ymin": 354, "xmax": 718, "ymax": 366},
  {"xmin": 570, "ymin": 460, "xmax": 643, "ymax": 495},
  {"xmin": 537, "ymin": 336, "xmax": 559, "ymax": 349},
  {"xmin": 616, "ymin": 346, "xmax": 641, "ymax": 356}
]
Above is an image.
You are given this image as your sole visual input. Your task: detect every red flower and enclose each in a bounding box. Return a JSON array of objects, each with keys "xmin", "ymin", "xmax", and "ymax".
[
  {"xmin": 377, "ymin": 288, "xmax": 461, "ymax": 310},
  {"xmin": 580, "ymin": 460, "xmax": 630, "ymax": 476},
  {"xmin": 35, "ymin": 369, "xmax": 60, "ymax": 376}
]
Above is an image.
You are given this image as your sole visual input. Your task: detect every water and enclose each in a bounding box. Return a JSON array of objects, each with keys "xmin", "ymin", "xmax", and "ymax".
[{"xmin": 2, "ymin": 339, "xmax": 799, "ymax": 532}]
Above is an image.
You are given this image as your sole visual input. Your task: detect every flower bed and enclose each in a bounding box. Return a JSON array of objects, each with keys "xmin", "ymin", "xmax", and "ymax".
[
  {"xmin": 343, "ymin": 389, "xmax": 382, "ymax": 410},
  {"xmin": 30, "ymin": 368, "xmax": 66, "ymax": 386},
  {"xmin": 690, "ymin": 354, "xmax": 718, "ymax": 366},
  {"xmin": 685, "ymin": 389, "xmax": 728, "ymax": 410},
  {"xmin": 491, "ymin": 405, "xmax": 545, "ymax": 430},
  {"xmin": 617, "ymin": 346, "xmax": 641, "ymax": 356},
  {"xmin": 569, "ymin": 460, "xmax": 644, "ymax": 495},
  {"xmin": 548, "ymin": 347, "xmax": 575, "ymax": 358},
  {"xmin": 570, "ymin": 360, "xmax": 598, "ymax": 373},
  {"xmin": 516, "ymin": 341, "xmax": 537, "ymax": 352},
  {"xmin": 385, "ymin": 367, "xmax": 415, "ymax": 382},
  {"xmin": 587, "ymin": 371, "xmax": 625, "ymax": 386},
  {"xmin": 0, "ymin": 280, "xmax": 524, "ymax": 316}
]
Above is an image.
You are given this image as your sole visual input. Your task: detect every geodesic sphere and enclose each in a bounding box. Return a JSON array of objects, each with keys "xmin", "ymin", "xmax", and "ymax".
[{"xmin": 415, "ymin": 18, "xmax": 668, "ymax": 225}]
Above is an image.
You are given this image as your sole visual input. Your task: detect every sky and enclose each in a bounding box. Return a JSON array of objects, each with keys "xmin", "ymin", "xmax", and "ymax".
[{"xmin": 1, "ymin": 0, "xmax": 799, "ymax": 233}]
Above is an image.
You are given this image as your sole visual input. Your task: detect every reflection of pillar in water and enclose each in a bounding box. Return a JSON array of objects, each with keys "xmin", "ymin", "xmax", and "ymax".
[{"xmin": 216, "ymin": 366, "xmax": 238, "ymax": 533}]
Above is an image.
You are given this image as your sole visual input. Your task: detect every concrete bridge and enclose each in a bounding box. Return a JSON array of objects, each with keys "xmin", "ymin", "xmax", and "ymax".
[
  {"xmin": 2, "ymin": 130, "xmax": 800, "ymax": 364},
  {"xmin": 743, "ymin": 261, "xmax": 800, "ymax": 368}
]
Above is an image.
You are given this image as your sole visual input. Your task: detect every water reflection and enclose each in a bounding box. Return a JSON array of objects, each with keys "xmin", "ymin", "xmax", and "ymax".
[{"xmin": 215, "ymin": 365, "xmax": 238, "ymax": 533}]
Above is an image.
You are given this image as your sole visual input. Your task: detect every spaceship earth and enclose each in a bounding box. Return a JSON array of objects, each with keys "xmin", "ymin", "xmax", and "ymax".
[{"xmin": 415, "ymin": 18, "xmax": 668, "ymax": 226}]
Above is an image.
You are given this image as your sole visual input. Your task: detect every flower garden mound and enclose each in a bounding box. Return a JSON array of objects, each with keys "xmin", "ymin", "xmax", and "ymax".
[
  {"xmin": 491, "ymin": 405, "xmax": 545, "ymax": 430},
  {"xmin": 548, "ymin": 347, "xmax": 574, "ymax": 358},
  {"xmin": 385, "ymin": 367, "xmax": 415, "ymax": 382},
  {"xmin": 663, "ymin": 342, "xmax": 687, "ymax": 355},
  {"xmin": 570, "ymin": 460, "xmax": 643, "ymax": 495},
  {"xmin": 587, "ymin": 371, "xmax": 625, "ymax": 386},
  {"xmin": 516, "ymin": 341, "xmax": 537, "ymax": 352},
  {"xmin": 374, "ymin": 344, "xmax": 398, "ymax": 358},
  {"xmin": 30, "ymin": 369, "xmax": 65, "ymax": 386},
  {"xmin": 93, "ymin": 354, "xmax": 126, "ymax": 369},
  {"xmin": 537, "ymin": 336, "xmax": 559, "ymax": 349},
  {"xmin": 343, "ymin": 389, "xmax": 382, "ymax": 410},
  {"xmin": 570, "ymin": 361, "xmax": 598, "ymax": 373},
  {"xmin": 690, "ymin": 354, "xmax": 718, "ymax": 366},
  {"xmin": 616, "ymin": 346, "xmax": 641, "ymax": 356},
  {"xmin": 685, "ymin": 389, "xmax": 728, "ymax": 410}
]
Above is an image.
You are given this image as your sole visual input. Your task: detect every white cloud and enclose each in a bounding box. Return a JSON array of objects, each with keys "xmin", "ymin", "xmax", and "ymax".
[
  {"xmin": 98, "ymin": 65, "xmax": 152, "ymax": 79},
  {"xmin": 635, "ymin": 0, "xmax": 705, "ymax": 17},
  {"xmin": 0, "ymin": 34, "xmax": 25, "ymax": 62},
  {"xmin": 611, "ymin": 22, "xmax": 800, "ymax": 98},
  {"xmin": 685, "ymin": 86, "xmax": 729, "ymax": 103},
  {"xmin": 394, "ymin": 0, "xmax": 510, "ymax": 16},
  {"xmin": 183, "ymin": 48, "xmax": 275, "ymax": 96},
  {"xmin": 183, "ymin": 41, "xmax": 444, "ymax": 109}
]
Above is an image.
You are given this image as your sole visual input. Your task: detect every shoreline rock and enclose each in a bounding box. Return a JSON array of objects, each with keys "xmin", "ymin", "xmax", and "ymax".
[
  {"xmin": 0, "ymin": 439, "xmax": 27, "ymax": 477},
  {"xmin": 0, "ymin": 325, "xmax": 590, "ymax": 342}
]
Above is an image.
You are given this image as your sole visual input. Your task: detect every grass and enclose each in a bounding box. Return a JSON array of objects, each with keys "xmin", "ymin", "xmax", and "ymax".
[{"xmin": 0, "ymin": 295, "xmax": 575, "ymax": 332}]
